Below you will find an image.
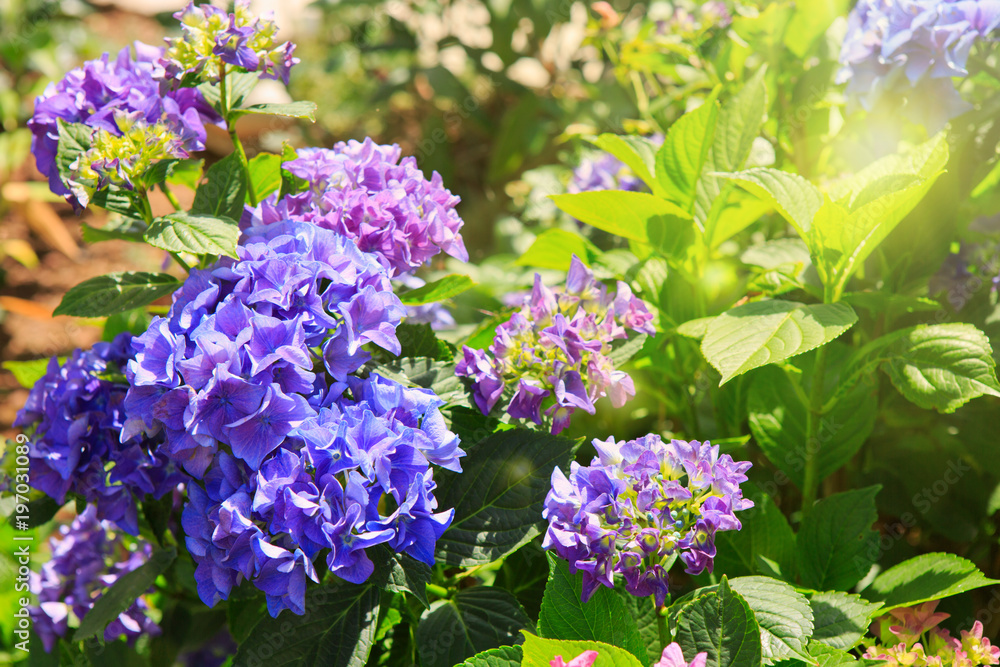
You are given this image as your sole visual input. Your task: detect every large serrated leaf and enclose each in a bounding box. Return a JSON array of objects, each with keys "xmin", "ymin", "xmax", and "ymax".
[
  {"xmin": 676, "ymin": 577, "xmax": 762, "ymax": 667},
  {"xmin": 721, "ymin": 168, "xmax": 824, "ymax": 238},
  {"xmin": 701, "ymin": 300, "xmax": 857, "ymax": 384},
  {"xmin": 714, "ymin": 488, "xmax": 796, "ymax": 580},
  {"xmin": 398, "ymin": 274, "xmax": 475, "ymax": 306},
  {"xmin": 882, "ymin": 323, "xmax": 1000, "ymax": 413},
  {"xmin": 797, "ymin": 487, "xmax": 880, "ymax": 592},
  {"xmin": 416, "ymin": 587, "xmax": 534, "ymax": 667},
  {"xmin": 656, "ymin": 90, "xmax": 719, "ymax": 213},
  {"xmin": 549, "ymin": 191, "xmax": 692, "ymax": 248},
  {"xmin": 748, "ymin": 365, "xmax": 876, "ymax": 489},
  {"xmin": 369, "ymin": 544, "xmax": 432, "ymax": 608},
  {"xmin": 434, "ymin": 428, "xmax": 579, "ymax": 567},
  {"xmin": 730, "ymin": 577, "xmax": 814, "ymax": 664},
  {"xmin": 74, "ymin": 547, "xmax": 176, "ymax": 641},
  {"xmin": 537, "ymin": 554, "xmax": 646, "ymax": 664},
  {"xmin": 623, "ymin": 590, "xmax": 662, "ymax": 665},
  {"xmin": 516, "ymin": 229, "xmax": 601, "ymax": 271},
  {"xmin": 192, "ymin": 152, "xmax": 247, "ymax": 222},
  {"xmin": 521, "ymin": 634, "xmax": 644, "ymax": 667},
  {"xmin": 457, "ymin": 646, "xmax": 523, "ymax": 667},
  {"xmin": 144, "ymin": 212, "xmax": 239, "ymax": 258},
  {"xmin": 864, "ymin": 553, "xmax": 1000, "ymax": 611},
  {"xmin": 53, "ymin": 272, "xmax": 182, "ymax": 317},
  {"xmin": 54, "ymin": 119, "xmax": 93, "ymax": 185},
  {"xmin": 3, "ymin": 359, "xmax": 53, "ymax": 389},
  {"xmin": 234, "ymin": 101, "xmax": 318, "ymax": 120},
  {"xmin": 233, "ymin": 581, "xmax": 380, "ymax": 667},
  {"xmin": 809, "ymin": 592, "xmax": 882, "ymax": 650}
]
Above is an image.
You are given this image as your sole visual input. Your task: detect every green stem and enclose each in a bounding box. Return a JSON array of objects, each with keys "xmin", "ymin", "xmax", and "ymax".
[
  {"xmin": 161, "ymin": 182, "xmax": 182, "ymax": 211},
  {"xmin": 218, "ymin": 63, "xmax": 258, "ymax": 207},
  {"xmin": 425, "ymin": 584, "xmax": 449, "ymax": 599},
  {"xmin": 170, "ymin": 252, "xmax": 192, "ymax": 272},
  {"xmin": 800, "ymin": 344, "xmax": 829, "ymax": 516},
  {"xmin": 652, "ymin": 595, "xmax": 669, "ymax": 649}
]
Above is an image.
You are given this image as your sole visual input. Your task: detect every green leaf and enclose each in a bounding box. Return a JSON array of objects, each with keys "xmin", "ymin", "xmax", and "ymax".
[
  {"xmin": 748, "ymin": 365, "xmax": 876, "ymax": 490},
  {"xmin": 227, "ymin": 596, "xmax": 268, "ymax": 644},
  {"xmin": 140, "ymin": 158, "xmax": 183, "ymax": 190},
  {"xmin": 675, "ymin": 577, "xmax": 762, "ymax": 667},
  {"xmin": 198, "ymin": 71, "xmax": 259, "ymax": 109},
  {"xmin": 144, "ymin": 212, "xmax": 239, "ymax": 258},
  {"xmin": 537, "ymin": 554, "xmax": 646, "ymax": 663},
  {"xmin": 434, "ymin": 428, "xmax": 579, "ymax": 567},
  {"xmin": 248, "ymin": 152, "xmax": 283, "ymax": 199},
  {"xmin": 233, "ymin": 101, "xmax": 318, "ymax": 121},
  {"xmin": 623, "ymin": 591, "xmax": 662, "ymax": 665},
  {"xmin": 457, "ymin": 646, "xmax": 524, "ymax": 667},
  {"xmin": 656, "ymin": 90, "xmax": 720, "ymax": 213},
  {"xmin": 864, "ymin": 553, "xmax": 1000, "ymax": 611},
  {"xmin": 54, "ymin": 272, "xmax": 182, "ymax": 318},
  {"xmin": 882, "ymin": 323, "xmax": 1000, "ymax": 413},
  {"xmin": 81, "ymin": 217, "xmax": 147, "ymax": 245},
  {"xmin": 773, "ymin": 643, "xmax": 880, "ymax": 667},
  {"xmin": 232, "ymin": 581, "xmax": 380, "ymax": 667},
  {"xmin": 517, "ymin": 229, "xmax": 601, "ymax": 271},
  {"xmin": 797, "ymin": 487, "xmax": 880, "ymax": 592},
  {"xmin": 191, "ymin": 152, "xmax": 247, "ymax": 222},
  {"xmin": 677, "ymin": 317, "xmax": 714, "ymax": 339},
  {"xmin": 589, "ymin": 134, "xmax": 660, "ymax": 194},
  {"xmin": 6, "ymin": 496, "xmax": 61, "ymax": 529},
  {"xmin": 729, "ymin": 577, "xmax": 814, "ymax": 664},
  {"xmin": 521, "ymin": 634, "xmax": 644, "ymax": 667},
  {"xmin": 696, "ymin": 68, "xmax": 768, "ymax": 247},
  {"xmin": 415, "ymin": 587, "xmax": 534, "ymax": 667},
  {"xmin": 809, "ymin": 592, "xmax": 882, "ymax": 650},
  {"xmin": 714, "ymin": 488, "xmax": 796, "ymax": 580},
  {"xmin": 370, "ymin": 545, "xmax": 432, "ymax": 608},
  {"xmin": 55, "ymin": 119, "xmax": 93, "ymax": 185},
  {"xmin": 721, "ymin": 168, "xmax": 823, "ymax": 239},
  {"xmin": 700, "ymin": 301, "xmax": 857, "ymax": 384},
  {"xmin": 742, "ymin": 239, "xmax": 812, "ymax": 270},
  {"xmin": 396, "ymin": 323, "xmax": 454, "ymax": 361},
  {"xmin": 91, "ymin": 187, "xmax": 144, "ymax": 217},
  {"xmin": 372, "ymin": 357, "xmax": 464, "ymax": 405},
  {"xmin": 549, "ymin": 191, "xmax": 692, "ymax": 250},
  {"xmin": 74, "ymin": 547, "xmax": 176, "ymax": 641},
  {"xmin": 399, "ymin": 275, "xmax": 475, "ymax": 306},
  {"xmin": 3, "ymin": 359, "xmax": 52, "ymax": 388}
]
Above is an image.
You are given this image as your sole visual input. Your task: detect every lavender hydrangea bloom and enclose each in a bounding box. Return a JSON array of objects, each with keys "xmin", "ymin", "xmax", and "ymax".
[
  {"xmin": 456, "ymin": 255, "xmax": 654, "ymax": 434},
  {"xmin": 181, "ymin": 372, "xmax": 463, "ymax": 616},
  {"xmin": 124, "ymin": 220, "xmax": 406, "ymax": 476},
  {"xmin": 27, "ymin": 42, "xmax": 219, "ymax": 207},
  {"xmin": 542, "ymin": 435, "xmax": 752, "ymax": 606},
  {"xmin": 837, "ymin": 0, "xmax": 1000, "ymax": 126},
  {"xmin": 160, "ymin": 0, "xmax": 299, "ymax": 85},
  {"xmin": 30, "ymin": 506, "xmax": 160, "ymax": 652},
  {"xmin": 242, "ymin": 138, "xmax": 468, "ymax": 277},
  {"xmin": 14, "ymin": 333, "xmax": 182, "ymax": 535}
]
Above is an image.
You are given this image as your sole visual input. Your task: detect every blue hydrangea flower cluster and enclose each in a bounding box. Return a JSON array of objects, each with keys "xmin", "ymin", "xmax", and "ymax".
[
  {"xmin": 182, "ymin": 372, "xmax": 462, "ymax": 616},
  {"xmin": 30, "ymin": 505, "xmax": 160, "ymax": 653},
  {"xmin": 542, "ymin": 435, "xmax": 752, "ymax": 606},
  {"xmin": 837, "ymin": 0, "xmax": 1000, "ymax": 125},
  {"xmin": 242, "ymin": 138, "xmax": 469, "ymax": 277},
  {"xmin": 159, "ymin": 0, "xmax": 298, "ymax": 85},
  {"xmin": 125, "ymin": 218, "xmax": 463, "ymax": 616},
  {"xmin": 124, "ymin": 220, "xmax": 407, "ymax": 476},
  {"xmin": 14, "ymin": 333, "xmax": 182, "ymax": 535},
  {"xmin": 456, "ymin": 255, "xmax": 654, "ymax": 434},
  {"xmin": 27, "ymin": 42, "xmax": 219, "ymax": 208}
]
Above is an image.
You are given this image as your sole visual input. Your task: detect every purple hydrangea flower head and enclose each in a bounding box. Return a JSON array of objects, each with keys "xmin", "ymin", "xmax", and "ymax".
[
  {"xmin": 837, "ymin": 0, "xmax": 1000, "ymax": 126},
  {"xmin": 456, "ymin": 255, "xmax": 653, "ymax": 434},
  {"xmin": 27, "ymin": 42, "xmax": 220, "ymax": 208},
  {"xmin": 542, "ymin": 435, "xmax": 752, "ymax": 606},
  {"xmin": 179, "ymin": 371, "xmax": 463, "ymax": 617},
  {"xmin": 125, "ymin": 220, "xmax": 407, "ymax": 476},
  {"xmin": 242, "ymin": 138, "xmax": 468, "ymax": 276},
  {"xmin": 159, "ymin": 0, "xmax": 299, "ymax": 84},
  {"xmin": 29, "ymin": 505, "xmax": 160, "ymax": 653},
  {"xmin": 14, "ymin": 333, "xmax": 182, "ymax": 535}
]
